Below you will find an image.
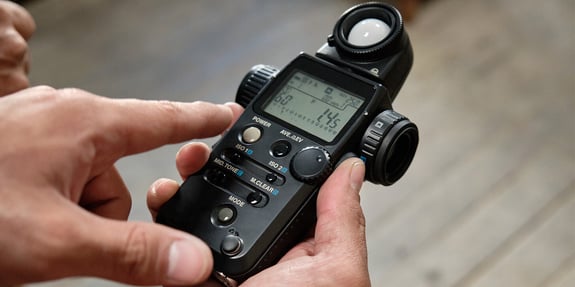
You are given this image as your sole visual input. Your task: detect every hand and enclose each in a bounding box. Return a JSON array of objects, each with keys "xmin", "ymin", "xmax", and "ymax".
[
  {"xmin": 0, "ymin": 0, "xmax": 35, "ymax": 96},
  {"xmin": 148, "ymin": 147, "xmax": 371, "ymax": 285},
  {"xmin": 0, "ymin": 86, "xmax": 240, "ymax": 286}
]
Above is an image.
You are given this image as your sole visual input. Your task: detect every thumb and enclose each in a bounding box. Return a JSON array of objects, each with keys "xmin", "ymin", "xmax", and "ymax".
[
  {"xmin": 66, "ymin": 215, "xmax": 213, "ymax": 286},
  {"xmin": 315, "ymin": 158, "xmax": 367, "ymax": 254}
]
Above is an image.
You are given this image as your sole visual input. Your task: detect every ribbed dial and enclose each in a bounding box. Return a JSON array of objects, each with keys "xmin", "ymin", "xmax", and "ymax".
[
  {"xmin": 235, "ymin": 64, "xmax": 279, "ymax": 108},
  {"xmin": 361, "ymin": 110, "xmax": 418, "ymax": 186},
  {"xmin": 290, "ymin": 147, "xmax": 332, "ymax": 184}
]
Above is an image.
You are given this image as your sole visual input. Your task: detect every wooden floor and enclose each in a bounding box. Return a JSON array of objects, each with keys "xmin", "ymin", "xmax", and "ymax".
[{"xmin": 22, "ymin": 0, "xmax": 574, "ymax": 286}]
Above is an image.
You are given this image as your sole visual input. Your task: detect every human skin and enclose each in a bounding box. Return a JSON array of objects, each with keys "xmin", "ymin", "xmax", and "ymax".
[
  {"xmin": 0, "ymin": 0, "xmax": 35, "ymax": 96},
  {"xmin": 0, "ymin": 1, "xmax": 371, "ymax": 285},
  {"xmin": 148, "ymin": 145, "xmax": 372, "ymax": 287},
  {"xmin": 0, "ymin": 87, "xmax": 371, "ymax": 286},
  {"xmin": 0, "ymin": 86, "xmax": 238, "ymax": 286}
]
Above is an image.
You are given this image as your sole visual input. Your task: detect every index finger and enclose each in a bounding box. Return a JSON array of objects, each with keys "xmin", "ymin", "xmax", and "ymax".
[{"xmin": 58, "ymin": 88, "xmax": 234, "ymax": 163}]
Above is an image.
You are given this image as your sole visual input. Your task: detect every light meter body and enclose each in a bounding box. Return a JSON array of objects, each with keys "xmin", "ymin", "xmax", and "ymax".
[
  {"xmin": 158, "ymin": 54, "xmax": 390, "ymax": 280},
  {"xmin": 157, "ymin": 2, "xmax": 419, "ymax": 285}
]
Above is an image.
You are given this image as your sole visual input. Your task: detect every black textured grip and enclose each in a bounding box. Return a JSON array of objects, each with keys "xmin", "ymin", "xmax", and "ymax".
[
  {"xmin": 361, "ymin": 110, "xmax": 418, "ymax": 185},
  {"xmin": 235, "ymin": 65, "xmax": 279, "ymax": 108}
]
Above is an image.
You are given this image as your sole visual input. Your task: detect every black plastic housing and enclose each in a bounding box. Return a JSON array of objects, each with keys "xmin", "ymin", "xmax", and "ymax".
[
  {"xmin": 157, "ymin": 2, "xmax": 418, "ymax": 285},
  {"xmin": 158, "ymin": 54, "xmax": 390, "ymax": 281}
]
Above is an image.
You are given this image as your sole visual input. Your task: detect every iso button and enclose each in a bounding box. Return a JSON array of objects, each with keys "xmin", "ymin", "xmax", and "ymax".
[
  {"xmin": 290, "ymin": 147, "xmax": 332, "ymax": 183},
  {"xmin": 242, "ymin": 126, "xmax": 262, "ymax": 144}
]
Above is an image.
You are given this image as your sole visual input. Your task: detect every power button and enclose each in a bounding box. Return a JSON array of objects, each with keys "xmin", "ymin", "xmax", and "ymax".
[{"xmin": 242, "ymin": 126, "xmax": 262, "ymax": 143}]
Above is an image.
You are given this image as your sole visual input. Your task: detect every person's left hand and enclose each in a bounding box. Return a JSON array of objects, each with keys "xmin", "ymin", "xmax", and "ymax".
[
  {"xmin": 0, "ymin": 0, "xmax": 35, "ymax": 96},
  {"xmin": 0, "ymin": 86, "xmax": 242, "ymax": 286}
]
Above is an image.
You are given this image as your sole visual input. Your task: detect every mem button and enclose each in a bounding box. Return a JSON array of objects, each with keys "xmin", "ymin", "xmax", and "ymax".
[{"xmin": 242, "ymin": 126, "xmax": 262, "ymax": 143}]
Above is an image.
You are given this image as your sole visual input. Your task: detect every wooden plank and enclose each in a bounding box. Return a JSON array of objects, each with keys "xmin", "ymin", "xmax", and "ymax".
[
  {"xmin": 19, "ymin": 0, "xmax": 575, "ymax": 287},
  {"xmin": 363, "ymin": 0, "xmax": 575, "ymax": 284},
  {"xmin": 362, "ymin": 0, "xmax": 575, "ymax": 224},
  {"xmin": 554, "ymin": 269, "xmax": 575, "ymax": 287},
  {"xmin": 464, "ymin": 187, "xmax": 575, "ymax": 287},
  {"xmin": 540, "ymin": 253, "xmax": 575, "ymax": 287},
  {"xmin": 367, "ymin": 139, "xmax": 575, "ymax": 286}
]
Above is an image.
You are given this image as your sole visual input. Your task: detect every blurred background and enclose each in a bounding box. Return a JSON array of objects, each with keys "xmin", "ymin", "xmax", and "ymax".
[{"xmin": 18, "ymin": 0, "xmax": 574, "ymax": 286}]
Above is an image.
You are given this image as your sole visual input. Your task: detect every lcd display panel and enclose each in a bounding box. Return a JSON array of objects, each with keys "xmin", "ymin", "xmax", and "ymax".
[{"xmin": 262, "ymin": 71, "xmax": 365, "ymax": 142}]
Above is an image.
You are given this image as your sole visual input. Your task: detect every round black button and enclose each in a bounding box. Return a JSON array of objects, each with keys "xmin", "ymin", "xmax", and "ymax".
[
  {"xmin": 247, "ymin": 192, "xmax": 268, "ymax": 207},
  {"xmin": 221, "ymin": 235, "xmax": 243, "ymax": 256},
  {"xmin": 266, "ymin": 173, "xmax": 278, "ymax": 183},
  {"xmin": 247, "ymin": 192, "xmax": 263, "ymax": 205},
  {"xmin": 205, "ymin": 168, "xmax": 227, "ymax": 185},
  {"xmin": 271, "ymin": 140, "xmax": 291, "ymax": 157},
  {"xmin": 229, "ymin": 152, "xmax": 243, "ymax": 164},
  {"xmin": 290, "ymin": 147, "xmax": 332, "ymax": 183}
]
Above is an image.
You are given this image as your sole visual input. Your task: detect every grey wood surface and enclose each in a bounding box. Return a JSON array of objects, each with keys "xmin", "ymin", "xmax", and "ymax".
[{"xmin": 20, "ymin": 0, "xmax": 574, "ymax": 286}]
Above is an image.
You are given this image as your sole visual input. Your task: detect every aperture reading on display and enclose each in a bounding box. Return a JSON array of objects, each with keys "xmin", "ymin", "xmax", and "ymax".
[{"xmin": 262, "ymin": 71, "xmax": 365, "ymax": 142}]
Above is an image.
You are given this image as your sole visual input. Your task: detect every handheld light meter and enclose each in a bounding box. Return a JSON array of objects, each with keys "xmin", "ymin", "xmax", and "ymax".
[{"xmin": 157, "ymin": 3, "xmax": 418, "ymax": 285}]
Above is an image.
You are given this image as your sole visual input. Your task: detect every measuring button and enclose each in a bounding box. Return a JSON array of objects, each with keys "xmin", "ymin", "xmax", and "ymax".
[{"xmin": 242, "ymin": 126, "xmax": 262, "ymax": 143}]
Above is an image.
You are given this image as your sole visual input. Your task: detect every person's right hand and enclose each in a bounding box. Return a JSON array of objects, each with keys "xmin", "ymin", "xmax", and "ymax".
[
  {"xmin": 0, "ymin": 0, "xmax": 35, "ymax": 96},
  {"xmin": 149, "ymin": 150, "xmax": 371, "ymax": 286}
]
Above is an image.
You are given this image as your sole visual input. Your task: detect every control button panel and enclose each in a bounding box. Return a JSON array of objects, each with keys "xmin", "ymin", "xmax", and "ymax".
[{"xmin": 221, "ymin": 148, "xmax": 286, "ymax": 187}]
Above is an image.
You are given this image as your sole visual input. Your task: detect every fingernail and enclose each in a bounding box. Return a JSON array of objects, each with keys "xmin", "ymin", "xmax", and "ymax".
[
  {"xmin": 221, "ymin": 102, "xmax": 237, "ymax": 112},
  {"xmin": 150, "ymin": 182, "xmax": 159, "ymax": 197},
  {"xmin": 350, "ymin": 160, "xmax": 365, "ymax": 191},
  {"xmin": 167, "ymin": 238, "xmax": 212, "ymax": 284},
  {"xmin": 151, "ymin": 178, "xmax": 172, "ymax": 197}
]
